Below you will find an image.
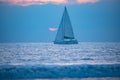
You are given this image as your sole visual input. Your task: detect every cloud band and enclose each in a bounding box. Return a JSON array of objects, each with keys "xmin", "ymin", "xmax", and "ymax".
[{"xmin": 0, "ymin": 0, "xmax": 99, "ymax": 6}]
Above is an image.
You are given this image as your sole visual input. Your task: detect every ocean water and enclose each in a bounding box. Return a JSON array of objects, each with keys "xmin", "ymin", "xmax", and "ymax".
[{"xmin": 0, "ymin": 42, "xmax": 120, "ymax": 79}]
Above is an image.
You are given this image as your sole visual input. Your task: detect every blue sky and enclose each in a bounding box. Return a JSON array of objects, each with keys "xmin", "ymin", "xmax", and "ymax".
[{"xmin": 0, "ymin": 0, "xmax": 120, "ymax": 42}]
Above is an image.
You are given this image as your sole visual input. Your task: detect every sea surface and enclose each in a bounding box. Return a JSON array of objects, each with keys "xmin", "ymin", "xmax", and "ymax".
[{"xmin": 0, "ymin": 42, "xmax": 120, "ymax": 80}]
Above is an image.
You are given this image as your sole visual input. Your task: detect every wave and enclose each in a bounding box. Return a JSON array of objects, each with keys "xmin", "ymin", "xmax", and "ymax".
[{"xmin": 0, "ymin": 64, "xmax": 120, "ymax": 79}]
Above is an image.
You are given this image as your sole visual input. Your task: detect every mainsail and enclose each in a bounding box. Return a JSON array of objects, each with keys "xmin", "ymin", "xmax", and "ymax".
[{"xmin": 54, "ymin": 7, "xmax": 78, "ymax": 44}]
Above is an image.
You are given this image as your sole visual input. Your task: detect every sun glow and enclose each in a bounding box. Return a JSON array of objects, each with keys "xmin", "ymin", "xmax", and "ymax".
[{"xmin": 49, "ymin": 28, "xmax": 57, "ymax": 32}]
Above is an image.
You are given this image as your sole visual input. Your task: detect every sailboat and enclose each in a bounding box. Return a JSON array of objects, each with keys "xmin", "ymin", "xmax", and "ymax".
[{"xmin": 54, "ymin": 7, "xmax": 78, "ymax": 44}]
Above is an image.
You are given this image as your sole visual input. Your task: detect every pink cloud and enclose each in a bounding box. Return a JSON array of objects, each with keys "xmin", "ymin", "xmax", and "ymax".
[
  {"xmin": 0, "ymin": 0, "xmax": 100, "ymax": 6},
  {"xmin": 0, "ymin": 0, "xmax": 67, "ymax": 6},
  {"xmin": 77, "ymin": 0, "xmax": 99, "ymax": 3},
  {"xmin": 49, "ymin": 28, "xmax": 57, "ymax": 32}
]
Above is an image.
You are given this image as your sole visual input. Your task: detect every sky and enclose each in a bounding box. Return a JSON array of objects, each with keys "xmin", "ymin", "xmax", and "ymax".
[{"xmin": 0, "ymin": 0, "xmax": 120, "ymax": 42}]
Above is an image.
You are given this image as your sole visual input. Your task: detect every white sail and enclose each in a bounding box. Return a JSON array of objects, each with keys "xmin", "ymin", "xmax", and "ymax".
[
  {"xmin": 54, "ymin": 12, "xmax": 64, "ymax": 42},
  {"xmin": 63, "ymin": 7, "xmax": 74, "ymax": 39},
  {"xmin": 54, "ymin": 7, "xmax": 78, "ymax": 44}
]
